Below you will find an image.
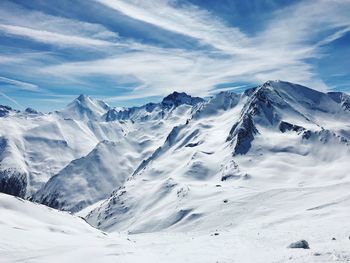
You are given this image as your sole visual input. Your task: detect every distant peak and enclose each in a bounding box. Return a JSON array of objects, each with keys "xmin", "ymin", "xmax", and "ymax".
[
  {"xmin": 0, "ymin": 104, "xmax": 13, "ymax": 111},
  {"xmin": 0, "ymin": 104, "xmax": 15, "ymax": 117},
  {"xmin": 74, "ymin": 94, "xmax": 109, "ymax": 109},
  {"xmin": 76, "ymin": 94, "xmax": 90, "ymax": 102},
  {"xmin": 262, "ymin": 80, "xmax": 281, "ymax": 86},
  {"xmin": 161, "ymin": 91, "xmax": 204, "ymax": 107},
  {"xmin": 57, "ymin": 93, "xmax": 110, "ymax": 121},
  {"xmin": 25, "ymin": 107, "xmax": 39, "ymax": 114},
  {"xmin": 163, "ymin": 91, "xmax": 189, "ymax": 100}
]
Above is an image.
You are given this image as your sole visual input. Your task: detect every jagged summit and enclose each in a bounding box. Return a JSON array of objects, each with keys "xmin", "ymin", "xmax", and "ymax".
[{"xmin": 161, "ymin": 91, "xmax": 204, "ymax": 108}]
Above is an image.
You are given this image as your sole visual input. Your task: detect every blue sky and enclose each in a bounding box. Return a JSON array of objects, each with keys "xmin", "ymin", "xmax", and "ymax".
[{"xmin": 0, "ymin": 0, "xmax": 349, "ymax": 111}]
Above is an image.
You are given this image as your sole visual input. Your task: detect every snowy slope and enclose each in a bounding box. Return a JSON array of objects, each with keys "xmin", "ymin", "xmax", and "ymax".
[
  {"xmin": 33, "ymin": 140, "xmax": 140, "ymax": 212},
  {"xmin": 86, "ymin": 81, "xmax": 350, "ymax": 233},
  {"xmin": 1, "ymin": 81, "xmax": 350, "ymax": 263},
  {"xmin": 31, "ymin": 92, "xmax": 201, "ymax": 212},
  {"xmin": 2, "ymin": 191, "xmax": 350, "ymax": 263},
  {"xmin": 0, "ymin": 193, "xmax": 131, "ymax": 263},
  {"xmin": 0, "ymin": 92, "xmax": 199, "ymax": 199},
  {"xmin": 0, "ymin": 112, "xmax": 104, "ymax": 197}
]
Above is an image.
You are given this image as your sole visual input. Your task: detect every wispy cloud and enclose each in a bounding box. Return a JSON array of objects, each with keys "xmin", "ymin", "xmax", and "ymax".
[
  {"xmin": 96, "ymin": 0, "xmax": 249, "ymax": 54},
  {"xmin": 0, "ymin": 1, "xmax": 119, "ymax": 48},
  {"xmin": 41, "ymin": 0, "xmax": 350, "ymax": 99},
  {"xmin": 0, "ymin": 55, "xmax": 25, "ymax": 64},
  {"xmin": 0, "ymin": 90, "xmax": 23, "ymax": 108},
  {"xmin": 0, "ymin": 24, "xmax": 118, "ymax": 48},
  {"xmin": 0, "ymin": 0, "xmax": 350, "ymax": 109},
  {"xmin": 0, "ymin": 76, "xmax": 39, "ymax": 91}
]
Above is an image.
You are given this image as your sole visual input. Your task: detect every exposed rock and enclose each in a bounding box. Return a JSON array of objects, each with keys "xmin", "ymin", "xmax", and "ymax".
[
  {"xmin": 24, "ymin": 107, "xmax": 39, "ymax": 114},
  {"xmin": 288, "ymin": 240, "xmax": 310, "ymax": 249},
  {"xmin": 0, "ymin": 169, "xmax": 27, "ymax": 198},
  {"xmin": 227, "ymin": 114, "xmax": 258, "ymax": 155},
  {"xmin": 279, "ymin": 121, "xmax": 305, "ymax": 133},
  {"xmin": 161, "ymin": 91, "xmax": 204, "ymax": 108}
]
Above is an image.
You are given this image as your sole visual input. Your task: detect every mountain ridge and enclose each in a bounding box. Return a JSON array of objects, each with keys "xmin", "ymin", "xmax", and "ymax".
[{"xmin": 0, "ymin": 80, "xmax": 349, "ymax": 220}]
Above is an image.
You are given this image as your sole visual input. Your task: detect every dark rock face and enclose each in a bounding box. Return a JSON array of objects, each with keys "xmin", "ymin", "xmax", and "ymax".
[
  {"xmin": 24, "ymin": 107, "xmax": 39, "ymax": 114},
  {"xmin": 105, "ymin": 108, "xmax": 124, "ymax": 121},
  {"xmin": 226, "ymin": 84, "xmax": 288, "ymax": 155},
  {"xmin": 40, "ymin": 192, "xmax": 62, "ymax": 210},
  {"xmin": 279, "ymin": 121, "xmax": 305, "ymax": 133},
  {"xmin": 39, "ymin": 191, "xmax": 77, "ymax": 212},
  {"xmin": 288, "ymin": 240, "xmax": 310, "ymax": 249},
  {"xmin": 161, "ymin": 92, "xmax": 204, "ymax": 108},
  {"xmin": 0, "ymin": 169, "xmax": 27, "ymax": 198},
  {"xmin": 0, "ymin": 105, "xmax": 14, "ymax": 117},
  {"xmin": 227, "ymin": 114, "xmax": 258, "ymax": 155},
  {"xmin": 0, "ymin": 137, "xmax": 27, "ymax": 198}
]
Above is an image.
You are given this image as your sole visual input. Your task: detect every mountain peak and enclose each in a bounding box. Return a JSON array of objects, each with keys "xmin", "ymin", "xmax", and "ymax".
[
  {"xmin": 161, "ymin": 91, "xmax": 204, "ymax": 108},
  {"xmin": 260, "ymin": 80, "xmax": 321, "ymax": 94},
  {"xmin": 24, "ymin": 107, "xmax": 39, "ymax": 114},
  {"xmin": 76, "ymin": 94, "xmax": 90, "ymax": 102},
  {"xmin": 57, "ymin": 94, "xmax": 110, "ymax": 120},
  {"xmin": 0, "ymin": 105, "xmax": 19, "ymax": 117}
]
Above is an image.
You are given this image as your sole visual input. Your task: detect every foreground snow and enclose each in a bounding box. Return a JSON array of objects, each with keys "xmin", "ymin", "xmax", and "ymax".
[{"xmin": 1, "ymin": 187, "xmax": 350, "ymax": 263}]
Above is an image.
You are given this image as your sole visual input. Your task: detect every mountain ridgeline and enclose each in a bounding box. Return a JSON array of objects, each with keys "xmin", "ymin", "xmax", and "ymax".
[{"xmin": 0, "ymin": 81, "xmax": 349, "ymax": 232}]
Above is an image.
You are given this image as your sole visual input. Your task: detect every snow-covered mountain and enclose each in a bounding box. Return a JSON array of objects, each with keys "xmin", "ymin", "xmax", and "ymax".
[
  {"xmin": 33, "ymin": 140, "xmax": 142, "ymax": 212},
  {"xmin": 85, "ymin": 81, "xmax": 350, "ymax": 233},
  {"xmin": 1, "ymin": 80, "xmax": 350, "ymax": 262},
  {"xmin": 0, "ymin": 91, "xmax": 200, "ymax": 207},
  {"xmin": 0, "ymin": 109, "xmax": 106, "ymax": 198},
  {"xmin": 104, "ymin": 91, "xmax": 203, "ymax": 122},
  {"xmin": 1, "ymin": 81, "xmax": 349, "ymax": 209}
]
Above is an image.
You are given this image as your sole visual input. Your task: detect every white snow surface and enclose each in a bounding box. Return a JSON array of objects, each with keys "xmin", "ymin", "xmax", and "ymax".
[
  {"xmin": 1, "ymin": 80, "xmax": 350, "ymax": 262},
  {"xmin": 1, "ymin": 191, "xmax": 350, "ymax": 262}
]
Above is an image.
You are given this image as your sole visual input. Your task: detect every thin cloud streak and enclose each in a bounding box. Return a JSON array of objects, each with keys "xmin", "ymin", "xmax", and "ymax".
[
  {"xmin": 0, "ymin": 90, "xmax": 23, "ymax": 108},
  {"xmin": 0, "ymin": 24, "xmax": 117, "ymax": 48},
  {"xmin": 0, "ymin": 76, "xmax": 39, "ymax": 91}
]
